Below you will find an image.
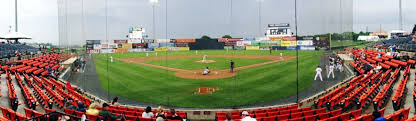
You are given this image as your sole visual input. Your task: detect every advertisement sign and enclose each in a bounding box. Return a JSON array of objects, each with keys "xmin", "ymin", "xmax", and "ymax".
[
  {"xmin": 174, "ymin": 39, "xmax": 196, "ymax": 43},
  {"xmin": 114, "ymin": 40, "xmax": 128, "ymax": 44},
  {"xmin": 114, "ymin": 48, "xmax": 128, "ymax": 53},
  {"xmin": 242, "ymin": 41, "xmax": 252, "ymax": 46},
  {"xmin": 300, "ymin": 46, "xmax": 315, "ymax": 50},
  {"xmin": 93, "ymin": 44, "xmax": 101, "ymax": 49},
  {"xmin": 86, "ymin": 49, "xmax": 100, "ymax": 54},
  {"xmin": 269, "ymin": 37, "xmax": 283, "ymax": 41},
  {"xmin": 122, "ymin": 43, "xmax": 133, "ymax": 49},
  {"xmin": 101, "ymin": 44, "xmax": 109, "ymax": 48},
  {"xmin": 243, "ymin": 38, "xmax": 256, "ymax": 41},
  {"xmin": 109, "ymin": 44, "xmax": 117, "ymax": 48},
  {"xmin": 148, "ymin": 43, "xmax": 159, "ymax": 48},
  {"xmin": 86, "ymin": 45, "xmax": 93, "ymax": 50},
  {"xmin": 154, "ymin": 47, "xmax": 168, "ymax": 52},
  {"xmin": 281, "ymin": 41, "xmax": 297, "ymax": 46},
  {"xmin": 132, "ymin": 43, "xmax": 147, "ymax": 48},
  {"xmin": 236, "ymin": 41, "xmax": 244, "ymax": 46},
  {"xmin": 297, "ymin": 40, "xmax": 314, "ymax": 46},
  {"xmin": 286, "ymin": 46, "xmax": 298, "ymax": 50},
  {"xmin": 246, "ymin": 46, "xmax": 260, "ymax": 50},
  {"xmin": 282, "ymin": 37, "xmax": 296, "ymax": 41}
]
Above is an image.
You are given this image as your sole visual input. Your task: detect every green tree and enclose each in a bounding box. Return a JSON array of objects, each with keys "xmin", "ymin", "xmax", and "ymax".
[
  {"xmin": 201, "ymin": 35, "xmax": 211, "ymax": 39},
  {"xmin": 222, "ymin": 35, "xmax": 232, "ymax": 38}
]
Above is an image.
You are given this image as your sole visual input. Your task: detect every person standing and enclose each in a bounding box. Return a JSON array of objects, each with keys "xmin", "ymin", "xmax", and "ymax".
[
  {"xmin": 280, "ymin": 52, "xmax": 283, "ymax": 60},
  {"xmin": 196, "ymin": 50, "xmax": 198, "ymax": 55},
  {"xmin": 110, "ymin": 56, "xmax": 113, "ymax": 63},
  {"xmin": 314, "ymin": 66, "xmax": 323, "ymax": 81},
  {"xmin": 230, "ymin": 60, "xmax": 235, "ymax": 73},
  {"xmin": 327, "ymin": 64, "xmax": 335, "ymax": 79}
]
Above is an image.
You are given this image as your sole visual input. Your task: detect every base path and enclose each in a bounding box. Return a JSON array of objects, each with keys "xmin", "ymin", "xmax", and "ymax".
[{"xmin": 120, "ymin": 55, "xmax": 295, "ymax": 80}]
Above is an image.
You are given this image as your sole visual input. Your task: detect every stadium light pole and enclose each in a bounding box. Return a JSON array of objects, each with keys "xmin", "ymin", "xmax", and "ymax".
[
  {"xmin": 150, "ymin": 0, "xmax": 159, "ymax": 40},
  {"xmin": 294, "ymin": 0, "xmax": 299, "ymax": 104},
  {"xmin": 15, "ymin": 0, "xmax": 18, "ymax": 32},
  {"xmin": 256, "ymin": 0, "xmax": 263, "ymax": 37}
]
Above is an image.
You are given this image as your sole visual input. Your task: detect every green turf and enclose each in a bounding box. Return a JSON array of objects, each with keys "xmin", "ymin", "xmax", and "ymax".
[
  {"xmin": 93, "ymin": 50, "xmax": 322, "ymax": 108},
  {"xmin": 144, "ymin": 57, "xmax": 270, "ymax": 70}
]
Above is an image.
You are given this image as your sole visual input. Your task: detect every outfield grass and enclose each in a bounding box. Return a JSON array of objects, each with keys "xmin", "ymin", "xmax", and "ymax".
[
  {"xmin": 145, "ymin": 57, "xmax": 270, "ymax": 70},
  {"xmin": 93, "ymin": 50, "xmax": 322, "ymax": 108}
]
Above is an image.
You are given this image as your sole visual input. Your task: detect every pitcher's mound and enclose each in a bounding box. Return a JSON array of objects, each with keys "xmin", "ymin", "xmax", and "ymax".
[{"xmin": 195, "ymin": 60, "xmax": 216, "ymax": 63}]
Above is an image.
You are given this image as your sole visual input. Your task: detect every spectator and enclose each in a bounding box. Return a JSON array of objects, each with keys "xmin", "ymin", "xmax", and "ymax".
[
  {"xmin": 167, "ymin": 109, "xmax": 182, "ymax": 120},
  {"xmin": 112, "ymin": 97, "xmax": 119, "ymax": 105},
  {"xmin": 86, "ymin": 103, "xmax": 99, "ymax": 115},
  {"xmin": 372, "ymin": 111, "xmax": 386, "ymax": 121},
  {"xmin": 49, "ymin": 113, "xmax": 70, "ymax": 121},
  {"xmin": 156, "ymin": 106, "xmax": 166, "ymax": 119},
  {"xmin": 156, "ymin": 117, "xmax": 164, "ymax": 121},
  {"xmin": 225, "ymin": 112, "xmax": 233, "ymax": 121},
  {"xmin": 241, "ymin": 111, "xmax": 256, "ymax": 121},
  {"xmin": 76, "ymin": 101, "xmax": 86, "ymax": 112},
  {"xmin": 142, "ymin": 106, "xmax": 154, "ymax": 118},
  {"xmin": 98, "ymin": 103, "xmax": 121, "ymax": 120},
  {"xmin": 65, "ymin": 99, "xmax": 76, "ymax": 110}
]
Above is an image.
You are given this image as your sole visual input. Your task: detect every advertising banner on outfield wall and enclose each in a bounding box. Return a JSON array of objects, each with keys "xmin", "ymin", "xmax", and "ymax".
[
  {"xmin": 300, "ymin": 46, "xmax": 316, "ymax": 50},
  {"xmin": 122, "ymin": 43, "xmax": 133, "ymax": 49},
  {"xmin": 109, "ymin": 44, "xmax": 117, "ymax": 48},
  {"xmin": 148, "ymin": 43, "xmax": 159, "ymax": 48},
  {"xmin": 246, "ymin": 46, "xmax": 260, "ymax": 50},
  {"xmin": 286, "ymin": 46, "xmax": 298, "ymax": 50},
  {"xmin": 93, "ymin": 44, "xmax": 102, "ymax": 49},
  {"xmin": 101, "ymin": 44, "xmax": 109, "ymax": 48},
  {"xmin": 114, "ymin": 40, "xmax": 128, "ymax": 44},
  {"xmin": 114, "ymin": 48, "xmax": 129, "ymax": 53},
  {"xmin": 243, "ymin": 37, "xmax": 256, "ymax": 41},
  {"xmin": 297, "ymin": 40, "xmax": 313, "ymax": 46},
  {"xmin": 86, "ymin": 49, "xmax": 101, "ymax": 54},
  {"xmin": 234, "ymin": 46, "xmax": 245, "ymax": 50},
  {"xmin": 174, "ymin": 39, "xmax": 196, "ymax": 43},
  {"xmin": 154, "ymin": 47, "xmax": 168, "ymax": 52},
  {"xmin": 236, "ymin": 41, "xmax": 244, "ymax": 46},
  {"xmin": 282, "ymin": 37, "xmax": 296, "ymax": 41},
  {"xmin": 269, "ymin": 37, "xmax": 283, "ymax": 41},
  {"xmin": 281, "ymin": 41, "xmax": 297, "ymax": 46},
  {"xmin": 242, "ymin": 41, "xmax": 252, "ymax": 46}
]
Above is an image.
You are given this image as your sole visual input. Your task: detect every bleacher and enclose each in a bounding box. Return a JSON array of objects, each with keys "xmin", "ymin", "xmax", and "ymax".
[{"xmin": 0, "ymin": 44, "xmax": 37, "ymax": 58}]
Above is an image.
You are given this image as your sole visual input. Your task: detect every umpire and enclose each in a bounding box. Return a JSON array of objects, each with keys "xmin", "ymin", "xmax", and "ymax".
[{"xmin": 230, "ymin": 60, "xmax": 235, "ymax": 72}]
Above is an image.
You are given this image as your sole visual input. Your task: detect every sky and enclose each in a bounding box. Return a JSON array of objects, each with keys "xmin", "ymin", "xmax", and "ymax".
[{"xmin": 0, "ymin": 0, "xmax": 415, "ymax": 46}]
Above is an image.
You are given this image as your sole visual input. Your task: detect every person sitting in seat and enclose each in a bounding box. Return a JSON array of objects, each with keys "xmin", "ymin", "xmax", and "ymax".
[{"xmin": 203, "ymin": 67, "xmax": 210, "ymax": 75}]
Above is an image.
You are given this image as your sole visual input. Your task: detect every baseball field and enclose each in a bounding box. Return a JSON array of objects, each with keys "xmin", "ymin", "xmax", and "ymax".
[{"xmin": 93, "ymin": 50, "xmax": 323, "ymax": 108}]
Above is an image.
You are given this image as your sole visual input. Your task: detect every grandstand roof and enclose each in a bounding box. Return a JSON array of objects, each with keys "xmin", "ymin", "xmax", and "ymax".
[{"xmin": 2, "ymin": 32, "xmax": 32, "ymax": 39}]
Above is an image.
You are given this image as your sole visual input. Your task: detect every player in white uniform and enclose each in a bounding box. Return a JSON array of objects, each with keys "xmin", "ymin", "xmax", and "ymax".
[
  {"xmin": 196, "ymin": 50, "xmax": 198, "ymax": 55},
  {"xmin": 146, "ymin": 52, "xmax": 149, "ymax": 57},
  {"xmin": 110, "ymin": 56, "xmax": 113, "ymax": 63},
  {"xmin": 314, "ymin": 66, "xmax": 323, "ymax": 81},
  {"xmin": 280, "ymin": 52, "xmax": 283, "ymax": 60},
  {"xmin": 202, "ymin": 55, "xmax": 207, "ymax": 63},
  {"xmin": 327, "ymin": 64, "xmax": 335, "ymax": 79}
]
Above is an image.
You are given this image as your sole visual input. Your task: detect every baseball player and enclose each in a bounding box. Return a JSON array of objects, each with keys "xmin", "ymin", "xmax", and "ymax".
[
  {"xmin": 314, "ymin": 66, "xmax": 323, "ymax": 81},
  {"xmin": 280, "ymin": 52, "xmax": 283, "ymax": 60},
  {"xmin": 155, "ymin": 52, "xmax": 158, "ymax": 56},
  {"xmin": 146, "ymin": 52, "xmax": 149, "ymax": 57},
  {"xmin": 196, "ymin": 50, "xmax": 198, "ymax": 55},
  {"xmin": 202, "ymin": 55, "xmax": 207, "ymax": 63},
  {"xmin": 327, "ymin": 64, "xmax": 335, "ymax": 79},
  {"xmin": 230, "ymin": 60, "xmax": 235, "ymax": 73},
  {"xmin": 110, "ymin": 56, "xmax": 113, "ymax": 63}
]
